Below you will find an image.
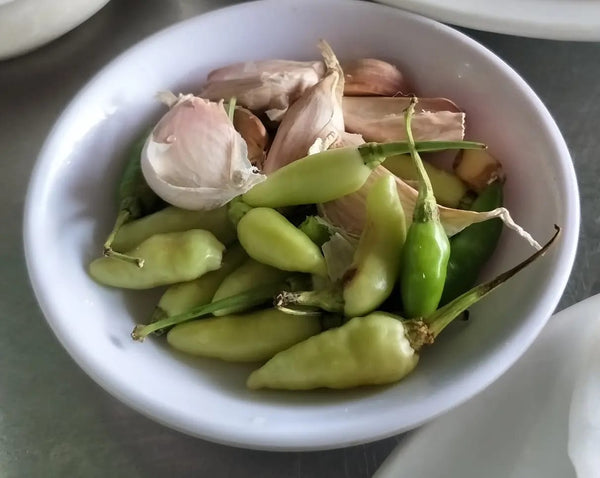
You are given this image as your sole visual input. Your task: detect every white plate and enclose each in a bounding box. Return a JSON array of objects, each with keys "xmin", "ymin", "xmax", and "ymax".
[
  {"xmin": 375, "ymin": 294, "xmax": 600, "ymax": 478},
  {"xmin": 375, "ymin": 0, "xmax": 600, "ymax": 41}
]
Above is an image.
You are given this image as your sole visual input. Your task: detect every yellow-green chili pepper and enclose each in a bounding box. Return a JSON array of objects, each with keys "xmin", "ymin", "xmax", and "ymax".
[
  {"xmin": 211, "ymin": 257, "xmax": 290, "ymax": 316},
  {"xmin": 400, "ymin": 98, "xmax": 451, "ymax": 318},
  {"xmin": 112, "ymin": 205, "xmax": 236, "ymax": 252},
  {"xmin": 151, "ymin": 243, "xmax": 247, "ymax": 322},
  {"xmin": 167, "ymin": 309, "xmax": 321, "ymax": 362},
  {"xmin": 247, "ymin": 312, "xmax": 419, "ymax": 390},
  {"xmin": 237, "ymin": 207, "xmax": 328, "ymax": 277},
  {"xmin": 382, "ymin": 154, "xmax": 468, "ymax": 208},
  {"xmin": 343, "ymin": 174, "xmax": 407, "ymax": 317},
  {"xmin": 247, "ymin": 227, "xmax": 559, "ymax": 390},
  {"xmin": 89, "ymin": 229, "xmax": 224, "ymax": 289},
  {"xmin": 275, "ymin": 174, "xmax": 406, "ymax": 317},
  {"xmin": 242, "ymin": 141, "xmax": 486, "ymax": 208}
]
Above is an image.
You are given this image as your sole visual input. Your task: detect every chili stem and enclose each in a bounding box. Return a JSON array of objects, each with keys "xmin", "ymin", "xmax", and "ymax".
[
  {"xmin": 102, "ymin": 209, "xmax": 145, "ymax": 267},
  {"xmin": 405, "ymin": 98, "xmax": 437, "ymax": 222},
  {"xmin": 131, "ymin": 280, "xmax": 289, "ymax": 341},
  {"xmin": 425, "ymin": 225, "xmax": 560, "ymax": 338},
  {"xmin": 275, "ymin": 289, "xmax": 344, "ymax": 314},
  {"xmin": 227, "ymin": 97, "xmax": 237, "ymax": 122},
  {"xmin": 358, "ymin": 140, "xmax": 486, "ymax": 164}
]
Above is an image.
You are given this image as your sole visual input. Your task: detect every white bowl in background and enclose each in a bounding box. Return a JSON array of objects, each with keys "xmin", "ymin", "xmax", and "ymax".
[
  {"xmin": 24, "ymin": 0, "xmax": 579, "ymax": 450},
  {"xmin": 0, "ymin": 0, "xmax": 111, "ymax": 60}
]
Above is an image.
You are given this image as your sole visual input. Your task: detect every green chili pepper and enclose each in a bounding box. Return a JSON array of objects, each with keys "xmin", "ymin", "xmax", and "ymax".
[
  {"xmin": 167, "ymin": 309, "xmax": 321, "ymax": 362},
  {"xmin": 132, "ymin": 275, "xmax": 306, "ymax": 340},
  {"xmin": 440, "ymin": 180, "xmax": 504, "ymax": 305},
  {"xmin": 242, "ymin": 140, "xmax": 485, "ymax": 208},
  {"xmin": 103, "ymin": 131, "xmax": 163, "ymax": 267},
  {"xmin": 276, "ymin": 174, "xmax": 406, "ymax": 317},
  {"xmin": 400, "ymin": 99, "xmax": 451, "ymax": 318},
  {"xmin": 237, "ymin": 207, "xmax": 328, "ymax": 277},
  {"xmin": 112, "ymin": 205, "xmax": 237, "ymax": 252},
  {"xmin": 89, "ymin": 229, "xmax": 224, "ymax": 289},
  {"xmin": 151, "ymin": 243, "xmax": 247, "ymax": 322},
  {"xmin": 247, "ymin": 226, "xmax": 559, "ymax": 390},
  {"xmin": 211, "ymin": 257, "xmax": 290, "ymax": 316}
]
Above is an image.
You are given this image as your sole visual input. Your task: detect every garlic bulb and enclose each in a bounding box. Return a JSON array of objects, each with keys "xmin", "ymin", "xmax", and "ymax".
[{"xmin": 141, "ymin": 93, "xmax": 265, "ymax": 210}]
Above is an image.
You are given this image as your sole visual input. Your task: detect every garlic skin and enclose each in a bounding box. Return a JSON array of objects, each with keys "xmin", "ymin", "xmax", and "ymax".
[
  {"xmin": 141, "ymin": 94, "xmax": 265, "ymax": 210},
  {"xmin": 232, "ymin": 106, "xmax": 269, "ymax": 170},
  {"xmin": 262, "ymin": 40, "xmax": 345, "ymax": 174},
  {"xmin": 200, "ymin": 60, "xmax": 326, "ymax": 121},
  {"xmin": 343, "ymin": 96, "xmax": 465, "ymax": 142},
  {"xmin": 342, "ymin": 58, "xmax": 409, "ymax": 96}
]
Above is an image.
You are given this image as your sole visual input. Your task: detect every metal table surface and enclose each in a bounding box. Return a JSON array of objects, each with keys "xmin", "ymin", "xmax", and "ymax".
[{"xmin": 1, "ymin": 1, "xmax": 598, "ymax": 476}]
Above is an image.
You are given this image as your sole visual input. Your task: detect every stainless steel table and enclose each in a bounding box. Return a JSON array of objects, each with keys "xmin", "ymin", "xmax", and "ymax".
[{"xmin": 1, "ymin": 1, "xmax": 597, "ymax": 476}]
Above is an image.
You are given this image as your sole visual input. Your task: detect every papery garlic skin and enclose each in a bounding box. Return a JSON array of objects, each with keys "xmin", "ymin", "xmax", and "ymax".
[
  {"xmin": 200, "ymin": 60, "xmax": 326, "ymax": 121},
  {"xmin": 343, "ymin": 96, "xmax": 465, "ymax": 143},
  {"xmin": 343, "ymin": 58, "xmax": 410, "ymax": 96},
  {"xmin": 141, "ymin": 94, "xmax": 265, "ymax": 211},
  {"xmin": 262, "ymin": 40, "xmax": 345, "ymax": 174}
]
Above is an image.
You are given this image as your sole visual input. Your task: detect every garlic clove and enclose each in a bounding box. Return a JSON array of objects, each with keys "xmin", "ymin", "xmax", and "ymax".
[
  {"xmin": 342, "ymin": 58, "xmax": 410, "ymax": 96},
  {"xmin": 141, "ymin": 93, "xmax": 265, "ymax": 211},
  {"xmin": 232, "ymin": 106, "xmax": 269, "ymax": 170},
  {"xmin": 343, "ymin": 96, "xmax": 465, "ymax": 142},
  {"xmin": 262, "ymin": 40, "xmax": 345, "ymax": 174},
  {"xmin": 200, "ymin": 60, "xmax": 326, "ymax": 121}
]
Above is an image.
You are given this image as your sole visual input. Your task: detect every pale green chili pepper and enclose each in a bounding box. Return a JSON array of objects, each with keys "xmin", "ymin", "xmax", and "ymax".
[
  {"xmin": 343, "ymin": 174, "xmax": 406, "ymax": 317},
  {"xmin": 167, "ymin": 308, "xmax": 321, "ymax": 362},
  {"xmin": 211, "ymin": 257, "xmax": 290, "ymax": 316},
  {"xmin": 247, "ymin": 226, "xmax": 559, "ymax": 390},
  {"xmin": 112, "ymin": 205, "xmax": 236, "ymax": 252},
  {"xmin": 89, "ymin": 229, "xmax": 224, "ymax": 289},
  {"xmin": 236, "ymin": 207, "xmax": 328, "ymax": 277},
  {"xmin": 275, "ymin": 174, "xmax": 406, "ymax": 317},
  {"xmin": 151, "ymin": 243, "xmax": 247, "ymax": 322},
  {"xmin": 242, "ymin": 140, "xmax": 485, "ymax": 208}
]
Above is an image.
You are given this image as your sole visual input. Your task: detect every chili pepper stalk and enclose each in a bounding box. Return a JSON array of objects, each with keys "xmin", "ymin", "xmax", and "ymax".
[{"xmin": 132, "ymin": 277, "xmax": 304, "ymax": 341}]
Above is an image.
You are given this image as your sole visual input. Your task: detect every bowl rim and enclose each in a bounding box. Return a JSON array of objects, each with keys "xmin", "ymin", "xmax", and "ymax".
[{"xmin": 23, "ymin": 0, "xmax": 580, "ymax": 451}]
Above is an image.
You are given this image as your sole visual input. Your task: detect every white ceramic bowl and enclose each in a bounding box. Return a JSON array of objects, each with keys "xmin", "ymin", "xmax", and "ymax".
[
  {"xmin": 24, "ymin": 0, "xmax": 579, "ymax": 451},
  {"xmin": 0, "ymin": 0, "xmax": 111, "ymax": 60}
]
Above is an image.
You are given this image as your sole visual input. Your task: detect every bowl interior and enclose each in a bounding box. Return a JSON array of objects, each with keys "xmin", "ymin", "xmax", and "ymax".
[{"xmin": 24, "ymin": 0, "xmax": 579, "ymax": 450}]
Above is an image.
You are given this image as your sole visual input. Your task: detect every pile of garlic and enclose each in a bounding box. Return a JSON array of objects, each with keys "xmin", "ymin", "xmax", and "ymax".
[{"xmin": 141, "ymin": 39, "xmax": 536, "ymax": 244}]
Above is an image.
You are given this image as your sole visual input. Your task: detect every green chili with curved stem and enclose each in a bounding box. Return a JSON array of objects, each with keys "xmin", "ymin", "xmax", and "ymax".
[
  {"xmin": 400, "ymin": 98, "xmax": 451, "ymax": 318},
  {"xmin": 103, "ymin": 130, "xmax": 162, "ymax": 267},
  {"xmin": 242, "ymin": 140, "xmax": 485, "ymax": 208},
  {"xmin": 247, "ymin": 226, "xmax": 559, "ymax": 390},
  {"xmin": 440, "ymin": 180, "xmax": 504, "ymax": 305}
]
